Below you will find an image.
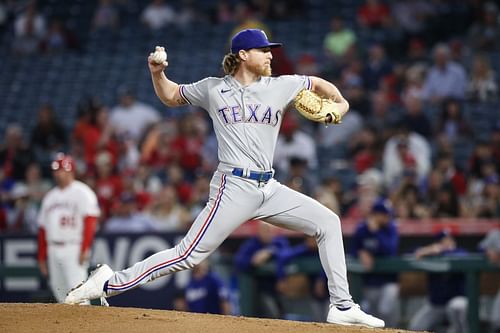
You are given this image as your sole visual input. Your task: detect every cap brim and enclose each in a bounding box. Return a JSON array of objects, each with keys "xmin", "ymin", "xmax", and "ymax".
[{"xmin": 253, "ymin": 43, "xmax": 282, "ymax": 50}]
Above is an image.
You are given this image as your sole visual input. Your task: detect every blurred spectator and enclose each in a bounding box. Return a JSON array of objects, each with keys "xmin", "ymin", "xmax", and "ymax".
[
  {"xmin": 468, "ymin": 140, "xmax": 496, "ymax": 179},
  {"xmin": 0, "ymin": 124, "xmax": 34, "ymax": 181},
  {"xmin": 177, "ymin": 0, "xmax": 203, "ymax": 30},
  {"xmin": 94, "ymin": 151, "xmax": 123, "ymax": 221},
  {"xmin": 234, "ymin": 222, "xmax": 290, "ymax": 319},
  {"xmin": 141, "ymin": 120, "xmax": 179, "ymax": 171},
  {"xmin": 210, "ymin": 0, "xmax": 234, "ymax": 25},
  {"xmin": 405, "ymin": 38, "xmax": 429, "ymax": 67},
  {"xmin": 270, "ymin": 46, "xmax": 294, "ymax": 76},
  {"xmin": 435, "ymin": 98, "xmax": 473, "ymax": 143},
  {"xmin": 408, "ymin": 230, "xmax": 469, "ymax": 333},
  {"xmin": 171, "ymin": 115, "xmax": 204, "ymax": 180},
  {"xmin": 346, "ymin": 168, "xmax": 384, "ymax": 220},
  {"xmin": 314, "ymin": 177, "xmax": 341, "ymax": 215},
  {"xmin": 467, "ymin": 54, "xmax": 498, "ymax": 103},
  {"xmin": 231, "ymin": 2, "xmax": 271, "ymax": 39},
  {"xmin": 318, "ymin": 109, "xmax": 363, "ymax": 149},
  {"xmin": 284, "ymin": 157, "xmax": 317, "ymax": 196},
  {"xmin": 140, "ymin": 0, "xmax": 176, "ymax": 30},
  {"xmin": 467, "ymin": 2, "xmax": 500, "ymax": 52},
  {"xmin": 323, "ymin": 16, "xmax": 357, "ymax": 62},
  {"xmin": 109, "ymin": 87, "xmax": 161, "ymax": 143},
  {"xmin": 432, "ymin": 183, "xmax": 461, "ymax": 218},
  {"xmin": 400, "ymin": 95, "xmax": 432, "ymax": 139},
  {"xmin": 382, "ymin": 124, "xmax": 431, "ymax": 190},
  {"xmin": 362, "ymin": 43, "xmax": 393, "ymax": 91},
  {"xmin": 401, "ymin": 63, "xmax": 427, "ymax": 102},
  {"xmin": 274, "ymin": 113, "xmax": 317, "ymax": 177},
  {"xmin": 366, "ymin": 91, "xmax": 399, "ymax": 139},
  {"xmin": 478, "ymin": 228, "xmax": 500, "ymax": 332},
  {"xmin": 295, "ymin": 54, "xmax": 320, "ymax": 77},
  {"xmin": 349, "ymin": 126, "xmax": 380, "ymax": 174},
  {"xmin": 469, "ymin": 175, "xmax": 500, "ymax": 218},
  {"xmin": 6, "ymin": 163, "xmax": 53, "ymax": 234},
  {"xmin": 163, "ymin": 164, "xmax": 193, "ymax": 205},
  {"xmin": 12, "ymin": 1, "xmax": 46, "ymax": 55},
  {"xmin": 434, "ymin": 152, "xmax": 467, "ymax": 197},
  {"xmin": 131, "ymin": 163, "xmax": 162, "ymax": 196},
  {"xmin": 5, "ymin": 183, "xmax": 38, "ymax": 233},
  {"xmin": 421, "ymin": 43, "xmax": 467, "ymax": 104},
  {"xmin": 74, "ymin": 105, "xmax": 119, "ymax": 170},
  {"xmin": 175, "ymin": 259, "xmax": 231, "ymax": 315},
  {"xmin": 391, "ymin": 0, "xmax": 434, "ymax": 40},
  {"xmin": 39, "ymin": 18, "xmax": 79, "ymax": 53},
  {"xmin": 91, "ymin": 0, "xmax": 119, "ymax": 32},
  {"xmin": 356, "ymin": 0, "xmax": 392, "ymax": 30},
  {"xmin": 187, "ymin": 173, "xmax": 210, "ymax": 219},
  {"xmin": 276, "ymin": 236, "xmax": 326, "ymax": 322},
  {"xmin": 23, "ymin": 162, "xmax": 51, "ymax": 207},
  {"xmin": 104, "ymin": 192, "xmax": 159, "ymax": 233},
  {"xmin": 145, "ymin": 184, "xmax": 191, "ymax": 232},
  {"xmin": 391, "ymin": 181, "xmax": 430, "ymax": 219},
  {"xmin": 30, "ymin": 103, "xmax": 67, "ymax": 172},
  {"xmin": 339, "ymin": 59, "xmax": 369, "ymax": 114},
  {"xmin": 350, "ymin": 199, "xmax": 400, "ymax": 327}
]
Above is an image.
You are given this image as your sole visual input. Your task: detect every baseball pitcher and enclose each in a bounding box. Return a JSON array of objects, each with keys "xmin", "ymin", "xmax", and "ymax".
[
  {"xmin": 65, "ymin": 29, "xmax": 384, "ymax": 328},
  {"xmin": 37, "ymin": 153, "xmax": 100, "ymax": 303}
]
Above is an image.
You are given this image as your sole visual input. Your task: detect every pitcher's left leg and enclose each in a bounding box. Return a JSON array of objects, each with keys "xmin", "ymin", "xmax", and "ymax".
[
  {"xmin": 257, "ymin": 181, "xmax": 353, "ymax": 308},
  {"xmin": 258, "ymin": 182, "xmax": 384, "ymax": 327}
]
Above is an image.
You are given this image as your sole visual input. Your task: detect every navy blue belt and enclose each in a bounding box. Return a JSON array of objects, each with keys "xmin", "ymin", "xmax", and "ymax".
[{"xmin": 232, "ymin": 168, "xmax": 273, "ymax": 182}]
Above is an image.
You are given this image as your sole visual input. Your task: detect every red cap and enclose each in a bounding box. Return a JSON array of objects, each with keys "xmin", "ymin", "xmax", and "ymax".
[{"xmin": 51, "ymin": 153, "xmax": 76, "ymax": 172}]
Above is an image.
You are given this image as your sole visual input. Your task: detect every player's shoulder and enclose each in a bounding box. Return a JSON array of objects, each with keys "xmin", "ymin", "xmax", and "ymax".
[
  {"xmin": 42, "ymin": 187, "xmax": 59, "ymax": 201},
  {"xmin": 71, "ymin": 180, "xmax": 96, "ymax": 195},
  {"xmin": 186, "ymin": 76, "xmax": 223, "ymax": 87},
  {"xmin": 263, "ymin": 74, "xmax": 310, "ymax": 87}
]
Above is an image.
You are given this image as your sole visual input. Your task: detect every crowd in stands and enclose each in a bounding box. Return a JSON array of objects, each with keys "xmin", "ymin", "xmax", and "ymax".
[
  {"xmin": 0, "ymin": 0, "xmax": 499, "ymax": 234},
  {"xmin": 0, "ymin": 0, "xmax": 499, "ymax": 330}
]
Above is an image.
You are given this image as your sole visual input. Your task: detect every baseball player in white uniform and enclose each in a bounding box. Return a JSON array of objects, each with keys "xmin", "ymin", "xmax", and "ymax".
[
  {"xmin": 37, "ymin": 153, "xmax": 100, "ymax": 303},
  {"xmin": 65, "ymin": 29, "xmax": 384, "ymax": 328}
]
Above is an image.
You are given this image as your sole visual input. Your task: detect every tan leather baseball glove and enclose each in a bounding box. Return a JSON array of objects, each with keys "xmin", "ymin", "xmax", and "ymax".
[{"xmin": 293, "ymin": 89, "xmax": 343, "ymax": 125}]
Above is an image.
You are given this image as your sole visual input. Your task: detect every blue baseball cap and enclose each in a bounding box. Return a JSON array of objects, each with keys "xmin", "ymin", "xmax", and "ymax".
[
  {"xmin": 371, "ymin": 199, "xmax": 393, "ymax": 215},
  {"xmin": 230, "ymin": 29, "xmax": 282, "ymax": 54}
]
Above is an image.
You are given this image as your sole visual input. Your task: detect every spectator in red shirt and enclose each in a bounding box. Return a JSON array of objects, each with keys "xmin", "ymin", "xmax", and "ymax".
[
  {"xmin": 357, "ymin": 0, "xmax": 391, "ymax": 29},
  {"xmin": 94, "ymin": 151, "xmax": 123, "ymax": 221}
]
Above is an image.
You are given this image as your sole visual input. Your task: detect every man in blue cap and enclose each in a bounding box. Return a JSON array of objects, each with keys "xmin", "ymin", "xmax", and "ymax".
[
  {"xmin": 65, "ymin": 28, "xmax": 383, "ymax": 328},
  {"xmin": 408, "ymin": 230, "xmax": 469, "ymax": 333},
  {"xmin": 350, "ymin": 198, "xmax": 401, "ymax": 327}
]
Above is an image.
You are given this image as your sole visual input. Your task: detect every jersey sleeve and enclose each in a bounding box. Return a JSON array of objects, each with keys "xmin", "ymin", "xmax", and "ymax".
[
  {"xmin": 79, "ymin": 186, "xmax": 101, "ymax": 218},
  {"xmin": 276, "ymin": 75, "xmax": 313, "ymax": 107},
  {"xmin": 178, "ymin": 77, "xmax": 214, "ymax": 108},
  {"xmin": 37, "ymin": 197, "xmax": 48, "ymax": 229}
]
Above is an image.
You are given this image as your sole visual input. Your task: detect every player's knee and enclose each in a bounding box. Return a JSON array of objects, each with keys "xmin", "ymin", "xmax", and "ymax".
[
  {"xmin": 447, "ymin": 296, "xmax": 467, "ymax": 313},
  {"xmin": 318, "ymin": 213, "xmax": 341, "ymax": 237}
]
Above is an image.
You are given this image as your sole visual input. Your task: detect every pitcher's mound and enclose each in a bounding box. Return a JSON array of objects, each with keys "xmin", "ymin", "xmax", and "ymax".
[{"xmin": 0, "ymin": 303, "xmax": 413, "ymax": 333}]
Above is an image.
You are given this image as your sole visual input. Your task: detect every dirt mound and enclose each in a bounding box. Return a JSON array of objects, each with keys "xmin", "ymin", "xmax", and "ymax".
[{"xmin": 0, "ymin": 303, "xmax": 413, "ymax": 333}]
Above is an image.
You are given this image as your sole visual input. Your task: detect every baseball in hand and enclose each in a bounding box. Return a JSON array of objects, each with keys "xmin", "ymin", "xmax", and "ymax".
[{"xmin": 151, "ymin": 46, "xmax": 167, "ymax": 64}]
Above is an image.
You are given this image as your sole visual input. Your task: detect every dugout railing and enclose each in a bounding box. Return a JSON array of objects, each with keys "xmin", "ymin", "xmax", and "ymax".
[{"xmin": 237, "ymin": 255, "xmax": 500, "ymax": 333}]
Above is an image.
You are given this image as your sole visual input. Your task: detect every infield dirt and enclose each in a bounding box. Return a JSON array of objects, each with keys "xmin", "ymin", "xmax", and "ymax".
[{"xmin": 0, "ymin": 303, "xmax": 418, "ymax": 333}]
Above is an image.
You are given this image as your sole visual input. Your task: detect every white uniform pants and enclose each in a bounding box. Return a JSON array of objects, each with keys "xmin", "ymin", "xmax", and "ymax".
[
  {"xmin": 408, "ymin": 296, "xmax": 468, "ymax": 333},
  {"xmin": 107, "ymin": 171, "xmax": 355, "ymax": 308},
  {"xmin": 48, "ymin": 243, "xmax": 89, "ymax": 303},
  {"xmin": 362, "ymin": 283, "xmax": 400, "ymax": 327}
]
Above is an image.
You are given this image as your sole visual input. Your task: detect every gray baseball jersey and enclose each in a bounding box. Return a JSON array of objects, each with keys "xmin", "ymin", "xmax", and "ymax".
[
  {"xmin": 179, "ymin": 75, "xmax": 311, "ymax": 171},
  {"xmin": 106, "ymin": 74, "xmax": 355, "ymax": 310}
]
